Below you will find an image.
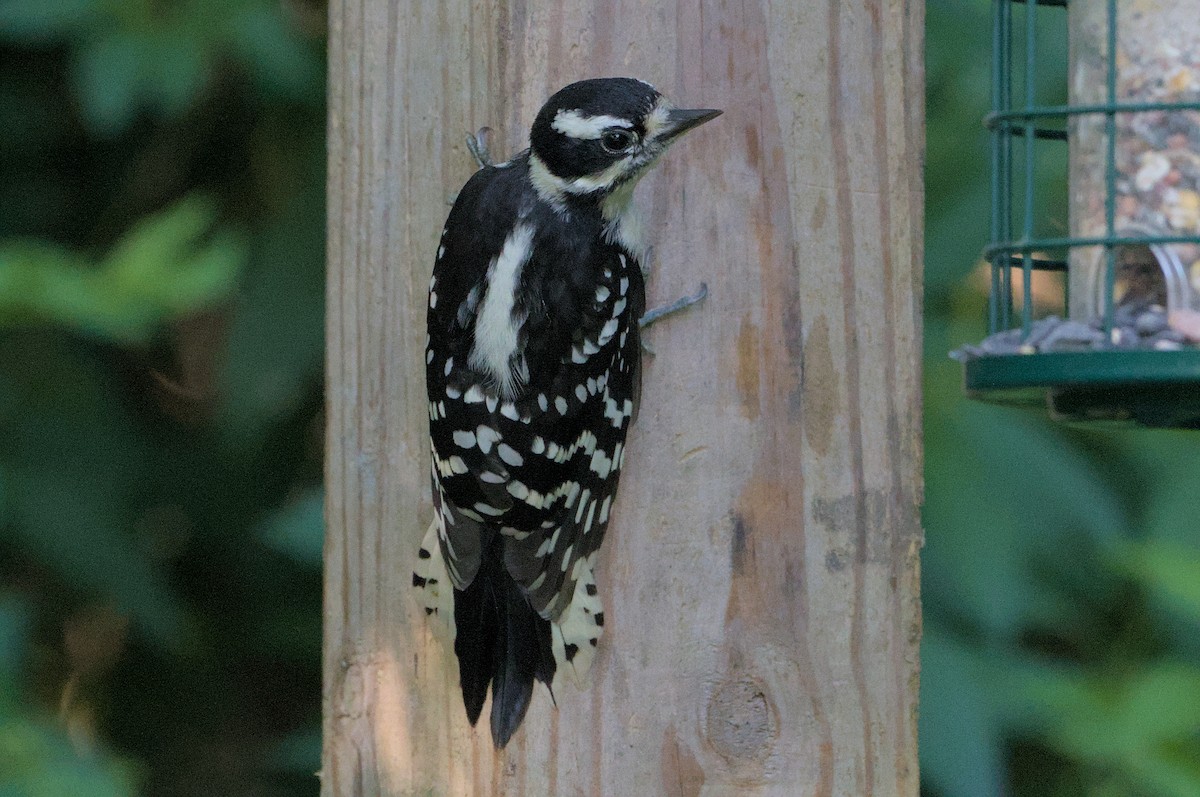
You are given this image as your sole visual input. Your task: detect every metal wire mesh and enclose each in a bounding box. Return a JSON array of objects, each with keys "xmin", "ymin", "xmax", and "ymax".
[{"xmin": 986, "ymin": 0, "xmax": 1200, "ymax": 337}]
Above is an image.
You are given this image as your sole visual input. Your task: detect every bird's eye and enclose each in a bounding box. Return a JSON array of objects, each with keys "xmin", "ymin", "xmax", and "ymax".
[{"xmin": 600, "ymin": 129, "xmax": 636, "ymax": 154}]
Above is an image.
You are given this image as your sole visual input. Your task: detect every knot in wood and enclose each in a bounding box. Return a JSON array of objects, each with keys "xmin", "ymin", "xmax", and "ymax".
[{"xmin": 705, "ymin": 677, "xmax": 776, "ymax": 764}]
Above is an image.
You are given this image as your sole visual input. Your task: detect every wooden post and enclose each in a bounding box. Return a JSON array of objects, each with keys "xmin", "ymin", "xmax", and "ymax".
[{"xmin": 323, "ymin": 2, "xmax": 924, "ymax": 795}]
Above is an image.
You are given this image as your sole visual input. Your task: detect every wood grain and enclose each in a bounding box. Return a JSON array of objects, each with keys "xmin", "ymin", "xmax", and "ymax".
[{"xmin": 324, "ymin": 1, "xmax": 924, "ymax": 794}]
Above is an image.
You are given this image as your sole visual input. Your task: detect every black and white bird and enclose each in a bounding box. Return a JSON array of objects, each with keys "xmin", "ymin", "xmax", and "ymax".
[{"xmin": 414, "ymin": 77, "xmax": 720, "ymax": 748}]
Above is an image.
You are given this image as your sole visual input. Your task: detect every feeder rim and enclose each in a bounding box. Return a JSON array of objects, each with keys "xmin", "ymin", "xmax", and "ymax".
[
  {"xmin": 984, "ymin": 233, "xmax": 1200, "ymax": 261},
  {"xmin": 963, "ymin": 349, "xmax": 1200, "ymax": 392},
  {"xmin": 985, "ymin": 100, "xmax": 1200, "ymax": 129}
]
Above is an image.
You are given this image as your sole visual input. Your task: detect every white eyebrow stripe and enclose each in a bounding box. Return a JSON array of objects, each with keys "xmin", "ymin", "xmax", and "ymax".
[{"xmin": 552, "ymin": 109, "xmax": 634, "ymax": 140}]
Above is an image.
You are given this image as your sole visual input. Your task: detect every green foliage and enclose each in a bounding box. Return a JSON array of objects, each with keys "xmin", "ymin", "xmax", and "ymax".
[
  {"xmin": 919, "ymin": 632, "xmax": 1009, "ymax": 796},
  {"xmin": 0, "ymin": 596, "xmax": 138, "ymax": 796},
  {"xmin": 258, "ymin": 487, "xmax": 324, "ymax": 568},
  {"xmin": 0, "ymin": 0, "xmax": 98, "ymax": 41},
  {"xmin": 0, "ymin": 197, "xmax": 244, "ymax": 341},
  {"xmin": 924, "ymin": 1, "xmax": 1200, "ymax": 795},
  {"xmin": 1121, "ymin": 541, "xmax": 1200, "ymax": 620},
  {"xmin": 226, "ymin": 5, "xmax": 324, "ymax": 100},
  {"xmin": 218, "ymin": 189, "xmax": 326, "ymax": 442},
  {"xmin": 0, "ymin": 0, "xmax": 322, "ymax": 136},
  {"xmin": 0, "ymin": 595, "xmax": 30, "ymax": 714},
  {"xmin": 0, "ymin": 716, "xmax": 140, "ymax": 797},
  {"xmin": 0, "ymin": 0, "xmax": 325, "ymax": 793},
  {"xmin": 1, "ymin": 332, "xmax": 186, "ymax": 642}
]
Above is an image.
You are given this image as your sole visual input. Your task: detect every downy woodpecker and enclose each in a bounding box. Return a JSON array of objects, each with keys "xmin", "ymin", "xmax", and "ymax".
[{"xmin": 414, "ymin": 77, "xmax": 720, "ymax": 748}]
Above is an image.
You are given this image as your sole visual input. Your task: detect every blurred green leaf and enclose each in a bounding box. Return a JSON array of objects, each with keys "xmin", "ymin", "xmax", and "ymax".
[
  {"xmin": 267, "ymin": 726, "xmax": 320, "ymax": 774},
  {"xmin": 1121, "ymin": 541, "xmax": 1200, "ymax": 622},
  {"xmin": 0, "ymin": 195, "xmax": 244, "ymax": 342},
  {"xmin": 0, "ymin": 598, "xmax": 135, "ymax": 793},
  {"xmin": 217, "ymin": 190, "xmax": 324, "ymax": 440},
  {"xmin": 5, "ymin": 467, "xmax": 186, "ymax": 644},
  {"xmin": 226, "ymin": 5, "xmax": 322, "ymax": 101},
  {"xmin": 0, "ymin": 596, "xmax": 31, "ymax": 716},
  {"xmin": 0, "ymin": 0, "xmax": 325, "ymax": 791},
  {"xmin": 144, "ymin": 33, "xmax": 210, "ymax": 119},
  {"xmin": 100, "ymin": 195, "xmax": 241, "ymax": 310},
  {"xmin": 919, "ymin": 628, "xmax": 1008, "ymax": 797},
  {"xmin": 925, "ymin": 182, "xmax": 990, "ymax": 302},
  {"xmin": 71, "ymin": 31, "xmax": 148, "ymax": 136},
  {"xmin": 258, "ymin": 487, "xmax": 323, "ymax": 567},
  {"xmin": 1029, "ymin": 664, "xmax": 1200, "ymax": 797},
  {"xmin": 1105, "ymin": 440, "xmax": 1200, "ymax": 658},
  {"xmin": 0, "ymin": 332, "xmax": 187, "ymax": 643},
  {"xmin": 0, "ymin": 0, "xmax": 97, "ymax": 42},
  {"xmin": 0, "ymin": 717, "xmax": 137, "ymax": 796},
  {"xmin": 924, "ymin": 357, "xmax": 1126, "ymax": 641}
]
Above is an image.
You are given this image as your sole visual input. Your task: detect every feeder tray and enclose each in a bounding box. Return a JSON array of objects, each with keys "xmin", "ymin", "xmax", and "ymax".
[
  {"xmin": 960, "ymin": 0, "xmax": 1200, "ymax": 428},
  {"xmin": 965, "ymin": 350, "xmax": 1200, "ymax": 427}
]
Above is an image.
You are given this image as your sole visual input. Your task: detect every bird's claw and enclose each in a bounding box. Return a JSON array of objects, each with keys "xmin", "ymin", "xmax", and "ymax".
[
  {"xmin": 466, "ymin": 127, "xmax": 494, "ymax": 168},
  {"xmin": 639, "ymin": 282, "xmax": 709, "ymax": 355},
  {"xmin": 639, "ymin": 282, "xmax": 708, "ymax": 328}
]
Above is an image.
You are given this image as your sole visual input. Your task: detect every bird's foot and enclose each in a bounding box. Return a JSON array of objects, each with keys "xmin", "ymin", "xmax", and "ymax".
[
  {"xmin": 466, "ymin": 127, "xmax": 494, "ymax": 169},
  {"xmin": 639, "ymin": 282, "xmax": 708, "ymax": 355}
]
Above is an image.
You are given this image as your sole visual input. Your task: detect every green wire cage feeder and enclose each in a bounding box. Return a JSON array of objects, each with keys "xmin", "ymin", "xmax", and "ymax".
[{"xmin": 957, "ymin": 0, "xmax": 1200, "ymax": 427}]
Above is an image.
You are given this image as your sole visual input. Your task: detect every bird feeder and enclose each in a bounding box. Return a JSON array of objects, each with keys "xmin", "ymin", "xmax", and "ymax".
[{"xmin": 957, "ymin": 0, "xmax": 1200, "ymax": 427}]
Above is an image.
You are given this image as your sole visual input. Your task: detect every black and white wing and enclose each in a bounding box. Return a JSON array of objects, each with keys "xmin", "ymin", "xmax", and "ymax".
[{"xmin": 418, "ymin": 156, "xmax": 645, "ymax": 691}]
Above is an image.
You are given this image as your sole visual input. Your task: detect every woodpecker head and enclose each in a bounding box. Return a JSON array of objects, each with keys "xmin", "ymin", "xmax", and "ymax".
[{"xmin": 528, "ymin": 78, "xmax": 721, "ymax": 210}]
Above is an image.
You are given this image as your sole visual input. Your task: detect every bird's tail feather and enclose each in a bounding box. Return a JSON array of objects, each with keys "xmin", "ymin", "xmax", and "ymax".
[{"xmin": 453, "ymin": 535, "xmax": 555, "ymax": 748}]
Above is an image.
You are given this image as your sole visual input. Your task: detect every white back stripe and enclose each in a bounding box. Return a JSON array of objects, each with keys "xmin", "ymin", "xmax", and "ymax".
[{"xmin": 469, "ymin": 225, "xmax": 535, "ymax": 397}]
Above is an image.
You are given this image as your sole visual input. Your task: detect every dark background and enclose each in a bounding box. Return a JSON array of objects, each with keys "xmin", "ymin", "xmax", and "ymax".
[{"xmin": 1, "ymin": 1, "xmax": 1198, "ymax": 795}]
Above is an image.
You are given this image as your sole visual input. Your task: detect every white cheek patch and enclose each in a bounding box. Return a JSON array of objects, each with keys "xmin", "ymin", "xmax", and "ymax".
[
  {"xmin": 570, "ymin": 158, "xmax": 634, "ymax": 193},
  {"xmin": 552, "ymin": 109, "xmax": 634, "ymax": 140},
  {"xmin": 537, "ymin": 155, "xmax": 635, "ymax": 197}
]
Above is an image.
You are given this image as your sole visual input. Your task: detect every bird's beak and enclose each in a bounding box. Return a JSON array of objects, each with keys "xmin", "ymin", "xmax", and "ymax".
[{"xmin": 661, "ymin": 107, "xmax": 723, "ymax": 141}]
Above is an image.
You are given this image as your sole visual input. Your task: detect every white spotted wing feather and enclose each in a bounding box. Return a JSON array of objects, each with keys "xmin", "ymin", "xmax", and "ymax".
[{"xmin": 421, "ymin": 152, "xmax": 646, "ymax": 692}]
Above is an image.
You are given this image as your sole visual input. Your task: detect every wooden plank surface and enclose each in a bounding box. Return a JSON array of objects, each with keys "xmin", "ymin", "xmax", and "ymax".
[{"xmin": 323, "ymin": 1, "xmax": 924, "ymax": 794}]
